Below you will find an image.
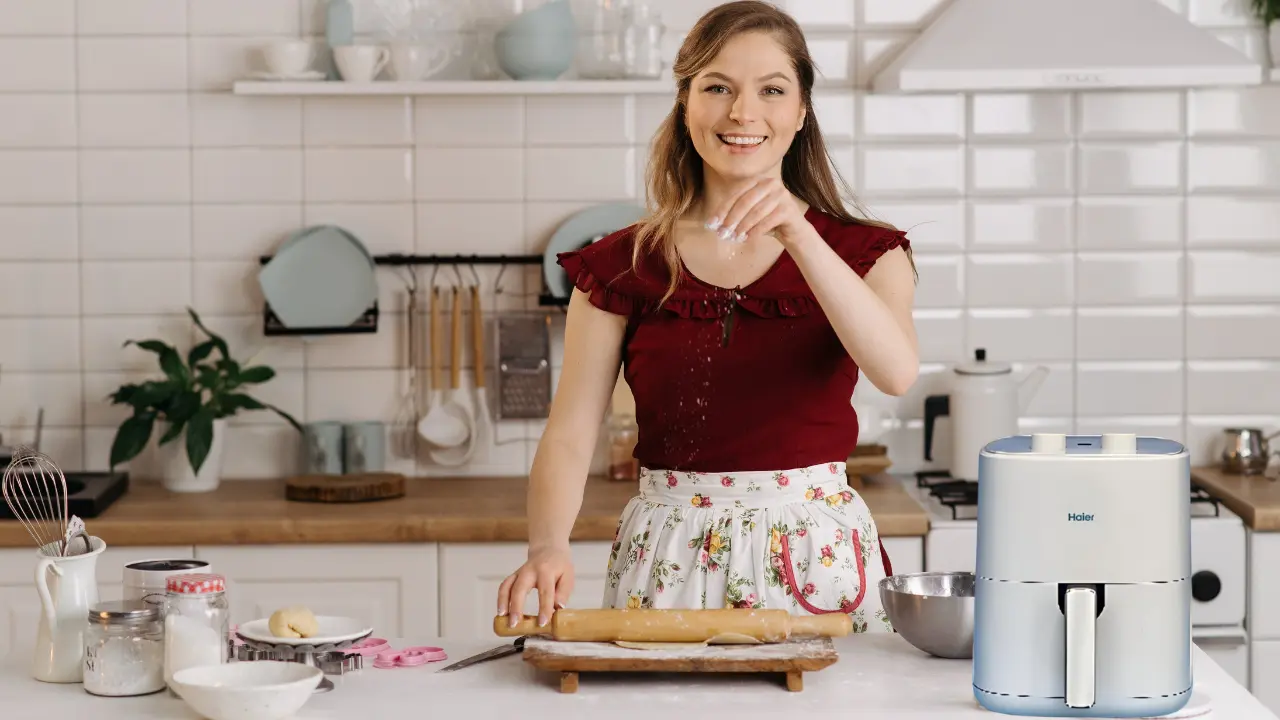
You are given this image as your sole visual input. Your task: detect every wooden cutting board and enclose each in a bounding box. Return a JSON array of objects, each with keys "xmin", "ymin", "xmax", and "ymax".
[{"xmin": 521, "ymin": 636, "xmax": 839, "ymax": 693}]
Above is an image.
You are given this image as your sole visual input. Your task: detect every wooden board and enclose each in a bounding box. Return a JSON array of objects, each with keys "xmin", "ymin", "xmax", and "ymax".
[
  {"xmin": 847, "ymin": 445, "xmax": 892, "ymax": 487},
  {"xmin": 1191, "ymin": 465, "xmax": 1280, "ymax": 531},
  {"xmin": 284, "ymin": 473, "xmax": 406, "ymax": 503},
  {"xmin": 521, "ymin": 636, "xmax": 838, "ymax": 693}
]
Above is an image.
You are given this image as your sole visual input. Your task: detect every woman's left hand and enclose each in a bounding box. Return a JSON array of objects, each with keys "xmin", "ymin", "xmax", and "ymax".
[{"xmin": 705, "ymin": 177, "xmax": 816, "ymax": 249}]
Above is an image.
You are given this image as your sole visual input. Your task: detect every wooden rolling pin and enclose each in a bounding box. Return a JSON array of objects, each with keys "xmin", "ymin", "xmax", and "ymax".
[{"xmin": 493, "ymin": 608, "xmax": 851, "ymax": 643}]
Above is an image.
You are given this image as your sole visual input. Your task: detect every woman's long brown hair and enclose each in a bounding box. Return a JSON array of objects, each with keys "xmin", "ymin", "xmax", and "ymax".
[{"xmin": 632, "ymin": 0, "xmax": 917, "ymax": 305}]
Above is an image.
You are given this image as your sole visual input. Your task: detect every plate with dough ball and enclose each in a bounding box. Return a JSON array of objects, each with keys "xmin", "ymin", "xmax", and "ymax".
[{"xmin": 237, "ymin": 606, "xmax": 373, "ymax": 646}]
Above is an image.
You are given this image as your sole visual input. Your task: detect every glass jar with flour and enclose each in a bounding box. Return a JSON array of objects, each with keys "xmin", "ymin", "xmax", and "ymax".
[
  {"xmin": 84, "ymin": 599, "xmax": 165, "ymax": 697},
  {"xmin": 162, "ymin": 573, "xmax": 229, "ymax": 688}
]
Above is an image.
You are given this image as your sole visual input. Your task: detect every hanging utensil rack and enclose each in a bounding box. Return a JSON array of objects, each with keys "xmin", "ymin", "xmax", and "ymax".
[{"xmin": 255, "ymin": 252, "xmax": 567, "ymax": 336}]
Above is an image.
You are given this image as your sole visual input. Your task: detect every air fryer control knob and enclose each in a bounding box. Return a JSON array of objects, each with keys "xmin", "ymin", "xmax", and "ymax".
[
  {"xmin": 1191, "ymin": 571, "xmax": 1221, "ymax": 602},
  {"xmin": 1032, "ymin": 433, "xmax": 1066, "ymax": 453},
  {"xmin": 1101, "ymin": 433, "xmax": 1138, "ymax": 453}
]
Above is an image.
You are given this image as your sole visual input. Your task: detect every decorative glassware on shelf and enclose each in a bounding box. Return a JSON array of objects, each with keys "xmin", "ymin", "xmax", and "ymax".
[
  {"xmin": 361, "ymin": 0, "xmax": 466, "ymax": 80},
  {"xmin": 574, "ymin": 0, "xmax": 664, "ymax": 79}
]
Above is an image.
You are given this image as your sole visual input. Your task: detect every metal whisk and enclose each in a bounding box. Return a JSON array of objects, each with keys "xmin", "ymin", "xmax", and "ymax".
[{"xmin": 1, "ymin": 446, "xmax": 88, "ymax": 557}]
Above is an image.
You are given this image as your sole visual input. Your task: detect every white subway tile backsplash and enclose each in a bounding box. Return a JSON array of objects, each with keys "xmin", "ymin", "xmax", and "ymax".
[
  {"xmin": 969, "ymin": 144, "xmax": 1073, "ymax": 195},
  {"xmin": 858, "ymin": 144, "xmax": 964, "ymax": 196},
  {"xmin": 970, "ymin": 93, "xmax": 1072, "ymax": 140},
  {"xmin": 189, "ymin": 36, "xmax": 282, "ymax": 91},
  {"xmin": 0, "ymin": 318, "xmax": 80, "ymax": 372},
  {"xmin": 80, "ymin": 314, "xmax": 191, "ymax": 372},
  {"xmin": 859, "ymin": 0, "xmax": 947, "ymax": 28},
  {"xmin": 1187, "ymin": 361, "xmax": 1280, "ymax": 415},
  {"xmin": 227, "ymin": 369, "xmax": 304, "ymax": 425},
  {"xmin": 1079, "ymin": 92, "xmax": 1183, "ymax": 137},
  {"xmin": 966, "ymin": 254, "xmax": 1073, "ymax": 307},
  {"xmin": 911, "ymin": 254, "xmax": 964, "ymax": 307},
  {"xmin": 968, "ymin": 199, "xmax": 1073, "ymax": 250},
  {"xmin": 303, "ymin": 97, "xmax": 412, "ymax": 146},
  {"xmin": 523, "ymin": 201, "xmax": 600, "ymax": 255},
  {"xmin": 1188, "ymin": 251, "xmax": 1280, "ymax": 302},
  {"xmin": 191, "ymin": 94, "xmax": 302, "ymax": 147},
  {"xmin": 81, "ymin": 262, "xmax": 191, "ymax": 315},
  {"xmin": 861, "ymin": 200, "xmax": 964, "ymax": 251},
  {"xmin": 1076, "ymin": 416, "xmax": 1185, "ymax": 444},
  {"xmin": 0, "ymin": 206, "xmax": 78, "ymax": 260},
  {"xmin": 192, "ymin": 261, "xmax": 261, "ymax": 315},
  {"xmin": 80, "ymin": 149, "xmax": 191, "ymax": 204},
  {"xmin": 1187, "ymin": 306, "xmax": 1280, "ymax": 359},
  {"xmin": 1076, "ymin": 197, "xmax": 1184, "ymax": 249},
  {"xmin": 1189, "ymin": 87, "xmax": 1280, "ymax": 137},
  {"xmin": 0, "ymin": 262, "xmax": 79, "ymax": 317},
  {"xmin": 1076, "ymin": 252, "xmax": 1183, "ymax": 305},
  {"xmin": 781, "ymin": 0, "xmax": 856, "ymax": 28},
  {"xmin": 417, "ymin": 202, "xmax": 524, "ymax": 255},
  {"xmin": 1187, "ymin": 197, "xmax": 1280, "ymax": 246},
  {"xmin": 78, "ymin": 94, "xmax": 191, "ymax": 148},
  {"xmin": 193, "ymin": 148, "xmax": 303, "ymax": 202},
  {"xmin": 1078, "ymin": 143, "xmax": 1183, "ymax": 195},
  {"xmin": 1188, "ymin": 141, "xmax": 1280, "ymax": 192},
  {"xmin": 305, "ymin": 148, "xmax": 414, "ymax": 202},
  {"xmin": 199, "ymin": 313, "xmax": 305, "ymax": 371},
  {"xmin": 0, "ymin": 38, "xmax": 74, "ymax": 92},
  {"xmin": 1188, "ymin": 0, "xmax": 1254, "ymax": 26},
  {"xmin": 414, "ymin": 97, "xmax": 523, "ymax": 147},
  {"xmin": 912, "ymin": 309, "xmax": 964, "ymax": 362},
  {"xmin": 1077, "ymin": 361, "xmax": 1184, "ymax": 416},
  {"xmin": 967, "ymin": 309, "xmax": 1074, "ymax": 360},
  {"xmin": 188, "ymin": 0, "xmax": 299, "ymax": 36},
  {"xmin": 80, "ymin": 205, "xmax": 192, "ymax": 260},
  {"xmin": 526, "ymin": 147, "xmax": 635, "ymax": 201},
  {"xmin": 0, "ymin": 150, "xmax": 77, "ymax": 203},
  {"xmin": 78, "ymin": 37, "xmax": 187, "ymax": 91},
  {"xmin": 304, "ymin": 203, "xmax": 414, "ymax": 254},
  {"xmin": 193, "ymin": 204, "xmax": 302, "ymax": 259},
  {"xmin": 415, "ymin": 147, "xmax": 521, "ymax": 201},
  {"xmin": 75, "ymin": 0, "xmax": 187, "ymax": 35},
  {"xmin": 1019, "ymin": 361, "xmax": 1074, "ymax": 417},
  {"xmin": 858, "ymin": 95, "xmax": 964, "ymax": 141},
  {"xmin": 0, "ymin": 372, "xmax": 80, "ymax": 428},
  {"xmin": 811, "ymin": 91, "xmax": 856, "ymax": 141},
  {"xmin": 304, "ymin": 315, "xmax": 400, "ymax": 370},
  {"xmin": 0, "ymin": 95, "xmax": 77, "ymax": 148},
  {"xmin": 0, "ymin": 0, "xmax": 74, "ymax": 34},
  {"xmin": 525, "ymin": 96, "xmax": 635, "ymax": 146},
  {"xmin": 220, "ymin": 425, "xmax": 303, "ymax": 478},
  {"xmin": 851, "ymin": 32, "xmax": 902, "ymax": 85},
  {"xmin": 305, "ymin": 369, "xmax": 404, "ymax": 422},
  {"xmin": 1077, "ymin": 307, "xmax": 1184, "ymax": 360}
]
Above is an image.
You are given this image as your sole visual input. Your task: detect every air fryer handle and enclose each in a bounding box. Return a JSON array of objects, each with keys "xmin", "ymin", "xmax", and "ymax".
[
  {"xmin": 923, "ymin": 394, "xmax": 949, "ymax": 462},
  {"xmin": 1064, "ymin": 586, "xmax": 1097, "ymax": 709}
]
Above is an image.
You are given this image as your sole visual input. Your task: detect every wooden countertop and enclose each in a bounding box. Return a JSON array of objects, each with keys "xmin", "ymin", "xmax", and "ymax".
[
  {"xmin": 0, "ymin": 473, "xmax": 929, "ymax": 547},
  {"xmin": 1193, "ymin": 465, "xmax": 1280, "ymax": 531}
]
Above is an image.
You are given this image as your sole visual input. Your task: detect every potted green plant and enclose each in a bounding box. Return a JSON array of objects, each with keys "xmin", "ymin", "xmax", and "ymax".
[
  {"xmin": 108, "ymin": 307, "xmax": 302, "ymax": 493},
  {"xmin": 1252, "ymin": 0, "xmax": 1280, "ymax": 72}
]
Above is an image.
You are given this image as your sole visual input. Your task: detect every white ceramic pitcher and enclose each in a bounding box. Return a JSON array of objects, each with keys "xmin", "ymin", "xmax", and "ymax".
[{"xmin": 33, "ymin": 535, "xmax": 105, "ymax": 683}]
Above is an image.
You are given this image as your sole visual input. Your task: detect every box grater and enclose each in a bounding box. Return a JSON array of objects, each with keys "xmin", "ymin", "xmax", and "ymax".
[{"xmin": 495, "ymin": 313, "xmax": 552, "ymax": 419}]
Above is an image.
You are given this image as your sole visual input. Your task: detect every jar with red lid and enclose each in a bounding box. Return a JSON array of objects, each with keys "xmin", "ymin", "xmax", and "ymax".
[{"xmin": 162, "ymin": 572, "xmax": 229, "ymax": 688}]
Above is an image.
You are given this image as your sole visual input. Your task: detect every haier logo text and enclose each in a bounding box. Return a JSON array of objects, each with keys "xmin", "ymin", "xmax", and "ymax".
[{"xmin": 1067, "ymin": 513, "xmax": 1095, "ymax": 522}]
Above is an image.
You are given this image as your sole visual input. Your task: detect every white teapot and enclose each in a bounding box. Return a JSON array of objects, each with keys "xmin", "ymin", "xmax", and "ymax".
[{"xmin": 923, "ymin": 348, "xmax": 1048, "ymax": 480}]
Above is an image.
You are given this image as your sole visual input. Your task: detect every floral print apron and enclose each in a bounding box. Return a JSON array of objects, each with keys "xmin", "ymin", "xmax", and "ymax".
[{"xmin": 600, "ymin": 461, "xmax": 894, "ymax": 633}]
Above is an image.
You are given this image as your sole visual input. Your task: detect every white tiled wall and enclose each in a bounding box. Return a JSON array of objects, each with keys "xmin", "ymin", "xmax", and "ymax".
[{"xmin": 0, "ymin": 0, "xmax": 1277, "ymax": 480}]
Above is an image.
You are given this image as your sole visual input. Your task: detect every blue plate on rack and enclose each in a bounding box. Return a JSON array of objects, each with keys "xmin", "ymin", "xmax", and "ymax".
[
  {"xmin": 259, "ymin": 225, "xmax": 378, "ymax": 329},
  {"xmin": 542, "ymin": 203, "xmax": 647, "ymax": 301}
]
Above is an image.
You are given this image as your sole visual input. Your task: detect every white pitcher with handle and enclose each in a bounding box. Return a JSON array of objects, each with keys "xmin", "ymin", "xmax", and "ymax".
[{"xmin": 33, "ymin": 535, "xmax": 105, "ymax": 682}]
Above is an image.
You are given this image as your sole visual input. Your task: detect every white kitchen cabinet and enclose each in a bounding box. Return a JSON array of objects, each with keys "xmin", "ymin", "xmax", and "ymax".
[
  {"xmin": 1249, "ymin": 531, "xmax": 1280, "ymax": 638},
  {"xmin": 194, "ymin": 544, "xmax": 439, "ymax": 638},
  {"xmin": 1252, "ymin": 640, "xmax": 1280, "ymax": 715},
  {"xmin": 439, "ymin": 542, "xmax": 613, "ymax": 638},
  {"xmin": 880, "ymin": 536, "xmax": 923, "ymax": 576},
  {"xmin": 0, "ymin": 545, "xmax": 194, "ymax": 660}
]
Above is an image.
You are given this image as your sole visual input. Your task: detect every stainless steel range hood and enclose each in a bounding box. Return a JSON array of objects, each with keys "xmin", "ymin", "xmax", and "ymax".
[{"xmin": 871, "ymin": 0, "xmax": 1264, "ymax": 93}]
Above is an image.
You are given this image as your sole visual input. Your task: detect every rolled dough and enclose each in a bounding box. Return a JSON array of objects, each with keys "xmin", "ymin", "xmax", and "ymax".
[{"xmin": 612, "ymin": 633, "xmax": 764, "ymax": 650}]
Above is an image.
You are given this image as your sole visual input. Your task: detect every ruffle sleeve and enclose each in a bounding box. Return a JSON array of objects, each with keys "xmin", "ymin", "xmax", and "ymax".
[
  {"xmin": 555, "ymin": 226, "xmax": 651, "ymax": 317},
  {"xmin": 833, "ymin": 222, "xmax": 911, "ymax": 278}
]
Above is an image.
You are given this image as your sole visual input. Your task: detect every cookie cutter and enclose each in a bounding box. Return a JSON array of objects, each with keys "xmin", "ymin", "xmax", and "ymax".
[{"xmin": 372, "ymin": 646, "xmax": 448, "ymax": 669}]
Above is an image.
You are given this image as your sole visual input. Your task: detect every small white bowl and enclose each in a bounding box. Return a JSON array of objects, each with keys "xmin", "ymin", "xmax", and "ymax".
[{"xmin": 171, "ymin": 661, "xmax": 322, "ymax": 720}]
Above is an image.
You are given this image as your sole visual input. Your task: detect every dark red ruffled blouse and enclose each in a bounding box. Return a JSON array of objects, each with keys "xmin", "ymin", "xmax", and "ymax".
[{"xmin": 557, "ymin": 206, "xmax": 910, "ymax": 474}]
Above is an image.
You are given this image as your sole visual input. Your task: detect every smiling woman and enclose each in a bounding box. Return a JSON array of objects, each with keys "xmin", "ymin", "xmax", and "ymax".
[{"xmin": 496, "ymin": 1, "xmax": 921, "ymax": 636}]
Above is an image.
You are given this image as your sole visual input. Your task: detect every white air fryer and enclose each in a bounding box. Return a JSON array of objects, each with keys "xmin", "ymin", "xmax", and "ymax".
[{"xmin": 972, "ymin": 433, "xmax": 1192, "ymax": 718}]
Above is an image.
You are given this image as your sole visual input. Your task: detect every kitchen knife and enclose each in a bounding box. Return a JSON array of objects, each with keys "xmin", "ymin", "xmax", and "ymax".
[{"xmin": 435, "ymin": 636, "xmax": 525, "ymax": 672}]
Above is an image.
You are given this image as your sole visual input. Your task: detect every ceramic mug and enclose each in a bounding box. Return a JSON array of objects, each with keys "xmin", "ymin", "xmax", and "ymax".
[
  {"xmin": 335, "ymin": 44, "xmax": 390, "ymax": 82},
  {"xmin": 388, "ymin": 43, "xmax": 448, "ymax": 81},
  {"xmin": 263, "ymin": 40, "xmax": 313, "ymax": 76},
  {"xmin": 303, "ymin": 421, "xmax": 345, "ymax": 474},
  {"xmin": 344, "ymin": 421, "xmax": 386, "ymax": 473}
]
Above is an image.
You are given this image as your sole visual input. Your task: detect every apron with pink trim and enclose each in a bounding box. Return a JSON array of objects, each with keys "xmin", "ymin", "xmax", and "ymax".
[{"xmin": 600, "ymin": 461, "xmax": 894, "ymax": 633}]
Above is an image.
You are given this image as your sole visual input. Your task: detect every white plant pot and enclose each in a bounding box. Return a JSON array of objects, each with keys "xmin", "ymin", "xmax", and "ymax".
[{"xmin": 157, "ymin": 418, "xmax": 227, "ymax": 493}]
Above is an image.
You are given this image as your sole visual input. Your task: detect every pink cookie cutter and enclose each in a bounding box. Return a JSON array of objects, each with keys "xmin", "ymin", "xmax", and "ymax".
[
  {"xmin": 347, "ymin": 637, "xmax": 391, "ymax": 656},
  {"xmin": 373, "ymin": 646, "xmax": 448, "ymax": 669}
]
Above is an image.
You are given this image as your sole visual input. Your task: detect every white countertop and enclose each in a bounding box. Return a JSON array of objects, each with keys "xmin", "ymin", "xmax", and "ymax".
[{"xmin": 2, "ymin": 635, "xmax": 1275, "ymax": 719}]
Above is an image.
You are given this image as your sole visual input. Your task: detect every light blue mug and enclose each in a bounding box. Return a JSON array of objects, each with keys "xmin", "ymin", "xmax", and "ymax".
[
  {"xmin": 302, "ymin": 421, "xmax": 344, "ymax": 474},
  {"xmin": 343, "ymin": 421, "xmax": 385, "ymax": 473}
]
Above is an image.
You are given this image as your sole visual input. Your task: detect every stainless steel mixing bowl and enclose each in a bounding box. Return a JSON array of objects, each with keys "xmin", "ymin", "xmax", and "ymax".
[{"xmin": 879, "ymin": 571, "xmax": 975, "ymax": 659}]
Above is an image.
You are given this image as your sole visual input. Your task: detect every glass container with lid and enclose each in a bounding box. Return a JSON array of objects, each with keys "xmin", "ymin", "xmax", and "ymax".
[
  {"xmin": 84, "ymin": 599, "xmax": 165, "ymax": 697},
  {"xmin": 163, "ymin": 573, "xmax": 229, "ymax": 687}
]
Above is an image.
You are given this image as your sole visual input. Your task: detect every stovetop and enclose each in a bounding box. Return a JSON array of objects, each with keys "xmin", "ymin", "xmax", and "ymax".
[
  {"xmin": 913, "ymin": 470, "xmax": 1223, "ymax": 521},
  {"xmin": 0, "ymin": 471, "xmax": 129, "ymax": 520}
]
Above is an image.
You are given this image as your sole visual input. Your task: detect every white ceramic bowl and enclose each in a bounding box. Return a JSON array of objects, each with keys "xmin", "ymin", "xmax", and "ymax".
[{"xmin": 171, "ymin": 661, "xmax": 322, "ymax": 720}]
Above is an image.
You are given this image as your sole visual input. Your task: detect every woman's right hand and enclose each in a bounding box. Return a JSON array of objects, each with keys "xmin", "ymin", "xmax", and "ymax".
[{"xmin": 496, "ymin": 546, "xmax": 575, "ymax": 628}]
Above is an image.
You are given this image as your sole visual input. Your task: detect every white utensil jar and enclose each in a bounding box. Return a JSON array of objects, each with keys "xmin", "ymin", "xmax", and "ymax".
[
  {"xmin": 162, "ymin": 573, "xmax": 229, "ymax": 688},
  {"xmin": 84, "ymin": 600, "xmax": 165, "ymax": 697}
]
